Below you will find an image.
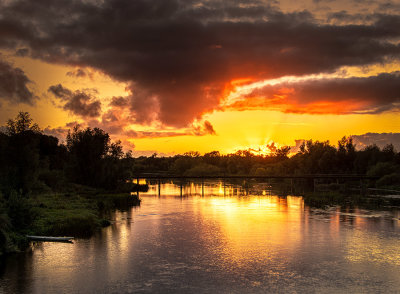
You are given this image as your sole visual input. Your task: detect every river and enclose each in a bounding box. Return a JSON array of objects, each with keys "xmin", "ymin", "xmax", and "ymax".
[{"xmin": 1, "ymin": 180, "xmax": 400, "ymax": 293}]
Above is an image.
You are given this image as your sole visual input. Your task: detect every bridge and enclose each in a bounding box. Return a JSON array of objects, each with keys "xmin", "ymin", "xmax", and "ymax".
[
  {"xmin": 134, "ymin": 174, "xmax": 378, "ymax": 197},
  {"xmin": 135, "ymin": 174, "xmax": 377, "ymax": 180}
]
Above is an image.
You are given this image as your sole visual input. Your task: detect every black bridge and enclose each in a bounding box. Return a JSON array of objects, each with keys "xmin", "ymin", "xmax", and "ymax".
[
  {"xmin": 134, "ymin": 174, "xmax": 377, "ymax": 197},
  {"xmin": 135, "ymin": 174, "xmax": 377, "ymax": 180}
]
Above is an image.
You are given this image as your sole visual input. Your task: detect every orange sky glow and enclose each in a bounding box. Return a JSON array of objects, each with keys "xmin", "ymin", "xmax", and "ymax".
[{"xmin": 1, "ymin": 0, "xmax": 400, "ymax": 156}]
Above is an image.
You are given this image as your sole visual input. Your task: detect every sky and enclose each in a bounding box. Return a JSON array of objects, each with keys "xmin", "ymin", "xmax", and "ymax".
[{"xmin": 0, "ymin": 0, "xmax": 400, "ymax": 155}]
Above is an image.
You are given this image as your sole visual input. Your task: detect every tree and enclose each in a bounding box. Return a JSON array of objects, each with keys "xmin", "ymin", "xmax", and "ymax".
[
  {"xmin": 203, "ymin": 151, "xmax": 221, "ymax": 165},
  {"xmin": 274, "ymin": 146, "xmax": 291, "ymax": 160},
  {"xmin": 382, "ymin": 144, "xmax": 396, "ymax": 162},
  {"xmin": 66, "ymin": 127, "xmax": 111, "ymax": 186},
  {"xmin": 184, "ymin": 151, "xmax": 200, "ymax": 157},
  {"xmin": 109, "ymin": 140, "xmax": 124, "ymax": 159},
  {"xmin": 6, "ymin": 111, "xmax": 40, "ymax": 135},
  {"xmin": 65, "ymin": 127, "xmax": 132, "ymax": 189},
  {"xmin": 337, "ymin": 136, "xmax": 356, "ymax": 172}
]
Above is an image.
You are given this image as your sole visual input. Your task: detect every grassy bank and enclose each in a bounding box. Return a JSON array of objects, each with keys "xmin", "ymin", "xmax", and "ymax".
[
  {"xmin": 0, "ymin": 184, "xmax": 147, "ymax": 256},
  {"xmin": 28, "ymin": 192, "xmax": 140, "ymax": 237}
]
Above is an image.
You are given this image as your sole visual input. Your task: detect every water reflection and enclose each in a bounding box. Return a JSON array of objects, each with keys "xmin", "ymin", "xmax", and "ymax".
[
  {"xmin": 145, "ymin": 179, "xmax": 274, "ymax": 198},
  {"xmin": 1, "ymin": 181, "xmax": 400, "ymax": 293}
]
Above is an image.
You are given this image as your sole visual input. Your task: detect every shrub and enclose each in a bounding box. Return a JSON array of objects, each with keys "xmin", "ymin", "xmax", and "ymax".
[
  {"xmin": 184, "ymin": 163, "xmax": 221, "ymax": 176},
  {"xmin": 7, "ymin": 190, "xmax": 36, "ymax": 231},
  {"xmin": 367, "ymin": 162, "xmax": 398, "ymax": 178},
  {"xmin": 376, "ymin": 173, "xmax": 400, "ymax": 188}
]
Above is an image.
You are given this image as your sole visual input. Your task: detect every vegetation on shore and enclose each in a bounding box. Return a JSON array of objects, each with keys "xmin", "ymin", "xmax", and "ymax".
[
  {"xmin": 2, "ymin": 111, "xmax": 400, "ymax": 255},
  {"xmin": 132, "ymin": 138, "xmax": 400, "ymax": 185},
  {"xmin": 0, "ymin": 112, "xmax": 146, "ymax": 256},
  {"xmin": 29, "ymin": 191, "xmax": 141, "ymax": 237}
]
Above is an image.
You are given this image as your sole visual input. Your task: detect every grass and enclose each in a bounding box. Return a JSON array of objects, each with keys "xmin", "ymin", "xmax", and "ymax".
[{"xmin": 28, "ymin": 191, "xmax": 141, "ymax": 237}]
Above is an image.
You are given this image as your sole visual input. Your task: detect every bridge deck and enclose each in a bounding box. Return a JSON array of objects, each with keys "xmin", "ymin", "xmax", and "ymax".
[{"xmin": 135, "ymin": 174, "xmax": 377, "ymax": 180}]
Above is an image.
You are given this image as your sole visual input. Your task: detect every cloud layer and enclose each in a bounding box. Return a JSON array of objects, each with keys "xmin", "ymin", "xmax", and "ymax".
[
  {"xmin": 228, "ymin": 72, "xmax": 400, "ymax": 114},
  {"xmin": 351, "ymin": 133, "xmax": 400, "ymax": 151},
  {"xmin": 48, "ymin": 84, "xmax": 102, "ymax": 118},
  {"xmin": 1, "ymin": 0, "xmax": 400, "ymax": 125},
  {"xmin": 0, "ymin": 58, "xmax": 34, "ymax": 104}
]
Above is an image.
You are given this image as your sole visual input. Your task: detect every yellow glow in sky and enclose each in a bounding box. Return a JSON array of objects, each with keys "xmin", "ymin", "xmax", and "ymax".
[
  {"xmin": 1, "ymin": 51, "xmax": 400, "ymax": 155},
  {"xmin": 131, "ymin": 110, "xmax": 400, "ymax": 154}
]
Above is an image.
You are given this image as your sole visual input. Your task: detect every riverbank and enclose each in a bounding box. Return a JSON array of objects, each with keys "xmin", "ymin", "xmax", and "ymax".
[
  {"xmin": 0, "ymin": 184, "xmax": 148, "ymax": 256},
  {"xmin": 29, "ymin": 192, "xmax": 141, "ymax": 237}
]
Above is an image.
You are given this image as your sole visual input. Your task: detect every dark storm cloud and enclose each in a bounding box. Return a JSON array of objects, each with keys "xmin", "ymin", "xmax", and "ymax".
[
  {"xmin": 378, "ymin": 2, "xmax": 400, "ymax": 12},
  {"xmin": 48, "ymin": 84, "xmax": 102, "ymax": 118},
  {"xmin": 1, "ymin": 0, "xmax": 400, "ymax": 125},
  {"xmin": 109, "ymin": 96, "xmax": 129, "ymax": 108},
  {"xmin": 15, "ymin": 48, "xmax": 29, "ymax": 57},
  {"xmin": 66, "ymin": 68, "xmax": 88, "ymax": 78},
  {"xmin": 241, "ymin": 72, "xmax": 400, "ymax": 114},
  {"xmin": 0, "ymin": 58, "xmax": 35, "ymax": 104},
  {"xmin": 327, "ymin": 11, "xmax": 375, "ymax": 24}
]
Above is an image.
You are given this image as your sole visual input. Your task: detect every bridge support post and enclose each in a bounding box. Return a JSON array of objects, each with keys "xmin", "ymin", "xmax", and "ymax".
[
  {"xmin": 158, "ymin": 179, "xmax": 161, "ymax": 197},
  {"xmin": 290, "ymin": 178, "xmax": 293, "ymax": 194},
  {"xmin": 223, "ymin": 177, "xmax": 226, "ymax": 196},
  {"xmin": 360, "ymin": 179, "xmax": 365, "ymax": 196}
]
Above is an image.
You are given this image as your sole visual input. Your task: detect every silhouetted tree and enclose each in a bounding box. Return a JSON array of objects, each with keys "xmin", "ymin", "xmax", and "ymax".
[
  {"xmin": 6, "ymin": 111, "xmax": 40, "ymax": 135},
  {"xmin": 274, "ymin": 146, "xmax": 291, "ymax": 161},
  {"xmin": 66, "ymin": 127, "xmax": 110, "ymax": 186}
]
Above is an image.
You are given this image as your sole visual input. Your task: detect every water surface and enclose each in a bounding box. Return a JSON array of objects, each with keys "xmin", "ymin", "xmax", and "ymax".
[{"xmin": 1, "ymin": 181, "xmax": 400, "ymax": 293}]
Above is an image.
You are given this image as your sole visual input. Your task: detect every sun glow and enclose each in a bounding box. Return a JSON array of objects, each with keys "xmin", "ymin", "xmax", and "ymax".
[{"xmin": 229, "ymin": 141, "xmax": 281, "ymax": 156}]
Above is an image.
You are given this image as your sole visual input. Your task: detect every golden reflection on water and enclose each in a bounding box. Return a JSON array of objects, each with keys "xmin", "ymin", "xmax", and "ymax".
[
  {"xmin": 3, "ymin": 181, "xmax": 400, "ymax": 293},
  {"xmin": 143, "ymin": 181, "xmax": 400, "ymax": 271},
  {"xmin": 144, "ymin": 182, "xmax": 311, "ymax": 270},
  {"xmin": 202, "ymin": 195, "xmax": 304, "ymax": 268}
]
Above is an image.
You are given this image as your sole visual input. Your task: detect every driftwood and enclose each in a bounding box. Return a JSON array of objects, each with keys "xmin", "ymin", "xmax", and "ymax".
[{"xmin": 26, "ymin": 235, "xmax": 74, "ymax": 242}]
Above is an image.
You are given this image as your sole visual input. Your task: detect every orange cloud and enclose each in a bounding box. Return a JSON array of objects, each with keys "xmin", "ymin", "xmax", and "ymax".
[{"xmin": 224, "ymin": 72, "xmax": 400, "ymax": 115}]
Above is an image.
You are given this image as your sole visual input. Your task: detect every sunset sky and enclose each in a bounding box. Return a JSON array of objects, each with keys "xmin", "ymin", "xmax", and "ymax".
[{"xmin": 1, "ymin": 0, "xmax": 400, "ymax": 155}]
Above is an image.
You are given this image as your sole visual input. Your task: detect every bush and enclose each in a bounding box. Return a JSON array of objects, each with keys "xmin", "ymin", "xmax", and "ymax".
[
  {"xmin": 45, "ymin": 212, "xmax": 99, "ymax": 237},
  {"xmin": 7, "ymin": 190, "xmax": 36, "ymax": 231},
  {"xmin": 0, "ymin": 212, "xmax": 11, "ymax": 255},
  {"xmin": 184, "ymin": 163, "xmax": 221, "ymax": 176},
  {"xmin": 376, "ymin": 173, "xmax": 400, "ymax": 188},
  {"xmin": 38, "ymin": 170, "xmax": 67, "ymax": 191},
  {"xmin": 367, "ymin": 162, "xmax": 399, "ymax": 178}
]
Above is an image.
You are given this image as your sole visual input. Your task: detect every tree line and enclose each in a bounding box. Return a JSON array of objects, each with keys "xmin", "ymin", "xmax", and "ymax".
[
  {"xmin": 0, "ymin": 112, "xmax": 135, "ymax": 195},
  {"xmin": 0, "ymin": 112, "xmax": 136, "ymax": 254},
  {"xmin": 1, "ymin": 111, "xmax": 400, "ymax": 254},
  {"xmin": 132, "ymin": 138, "xmax": 400, "ymax": 186}
]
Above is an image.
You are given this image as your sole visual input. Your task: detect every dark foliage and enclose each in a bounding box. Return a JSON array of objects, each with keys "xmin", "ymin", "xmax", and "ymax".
[
  {"xmin": 0, "ymin": 112, "xmax": 137, "ymax": 255},
  {"xmin": 130, "ymin": 137, "xmax": 400, "ymax": 194},
  {"xmin": 1, "ymin": 111, "xmax": 400, "ymax": 255}
]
